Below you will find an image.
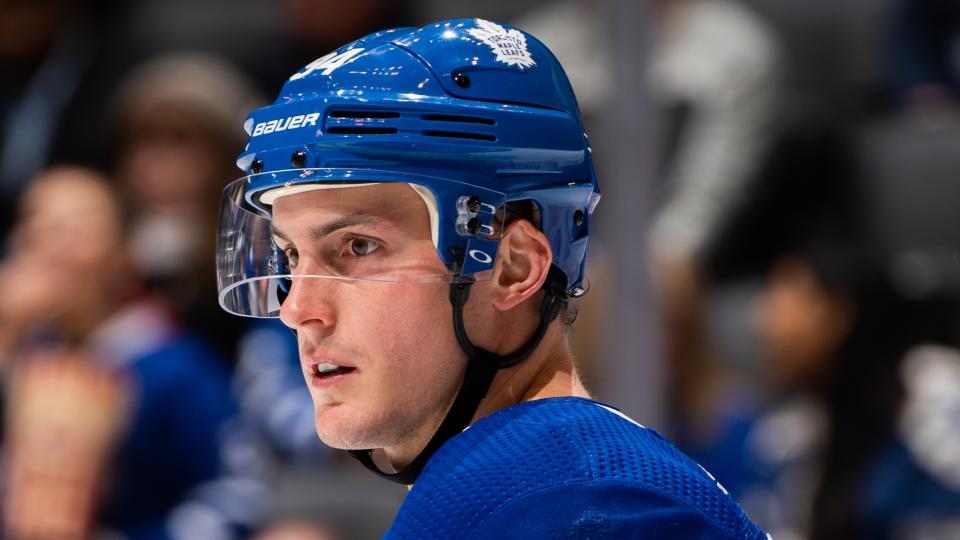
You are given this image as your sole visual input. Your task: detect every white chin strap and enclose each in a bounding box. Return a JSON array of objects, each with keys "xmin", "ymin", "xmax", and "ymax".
[{"xmin": 260, "ymin": 182, "xmax": 440, "ymax": 250}]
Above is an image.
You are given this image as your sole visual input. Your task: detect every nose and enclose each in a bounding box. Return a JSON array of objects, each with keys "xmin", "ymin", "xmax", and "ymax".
[{"xmin": 279, "ymin": 275, "xmax": 338, "ymax": 333}]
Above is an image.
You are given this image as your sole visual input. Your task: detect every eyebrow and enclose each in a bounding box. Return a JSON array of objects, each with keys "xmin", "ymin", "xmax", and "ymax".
[{"xmin": 270, "ymin": 214, "xmax": 381, "ymax": 242}]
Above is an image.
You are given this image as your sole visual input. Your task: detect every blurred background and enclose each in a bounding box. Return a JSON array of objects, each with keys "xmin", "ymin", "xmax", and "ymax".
[{"xmin": 2, "ymin": 0, "xmax": 960, "ymax": 538}]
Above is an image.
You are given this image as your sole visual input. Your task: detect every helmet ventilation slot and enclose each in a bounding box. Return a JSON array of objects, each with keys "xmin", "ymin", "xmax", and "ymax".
[
  {"xmin": 323, "ymin": 110, "xmax": 496, "ymax": 140},
  {"xmin": 325, "ymin": 126, "xmax": 398, "ymax": 135},
  {"xmin": 328, "ymin": 110, "xmax": 401, "ymax": 119},
  {"xmin": 325, "ymin": 109, "xmax": 401, "ymax": 135},
  {"xmin": 421, "ymin": 114, "xmax": 495, "ymax": 125},
  {"xmin": 422, "ymin": 130, "xmax": 496, "ymax": 141}
]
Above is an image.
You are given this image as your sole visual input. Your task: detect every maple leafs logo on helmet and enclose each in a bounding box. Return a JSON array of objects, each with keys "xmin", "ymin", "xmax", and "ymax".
[{"xmin": 467, "ymin": 19, "xmax": 537, "ymax": 70}]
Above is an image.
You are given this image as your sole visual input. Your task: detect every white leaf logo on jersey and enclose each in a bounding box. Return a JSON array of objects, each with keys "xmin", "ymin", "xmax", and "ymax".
[
  {"xmin": 467, "ymin": 19, "xmax": 536, "ymax": 70},
  {"xmin": 290, "ymin": 48, "xmax": 366, "ymax": 80}
]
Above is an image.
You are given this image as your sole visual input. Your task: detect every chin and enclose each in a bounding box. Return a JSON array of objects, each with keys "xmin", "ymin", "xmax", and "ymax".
[
  {"xmin": 313, "ymin": 402, "xmax": 398, "ymax": 450},
  {"xmin": 314, "ymin": 429, "xmax": 362, "ymax": 450}
]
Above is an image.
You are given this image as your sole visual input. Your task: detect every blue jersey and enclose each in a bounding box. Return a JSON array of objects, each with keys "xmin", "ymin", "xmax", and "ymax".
[
  {"xmin": 386, "ymin": 397, "xmax": 767, "ymax": 539},
  {"xmin": 86, "ymin": 299, "xmax": 261, "ymax": 539}
]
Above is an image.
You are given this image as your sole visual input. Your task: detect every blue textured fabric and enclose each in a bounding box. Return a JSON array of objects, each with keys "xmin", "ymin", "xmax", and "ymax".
[
  {"xmin": 861, "ymin": 438, "xmax": 960, "ymax": 537},
  {"xmin": 385, "ymin": 397, "xmax": 767, "ymax": 539},
  {"xmin": 98, "ymin": 334, "xmax": 239, "ymax": 539}
]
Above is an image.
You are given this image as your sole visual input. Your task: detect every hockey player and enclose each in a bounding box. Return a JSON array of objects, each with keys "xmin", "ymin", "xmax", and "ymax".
[{"xmin": 217, "ymin": 19, "xmax": 767, "ymax": 538}]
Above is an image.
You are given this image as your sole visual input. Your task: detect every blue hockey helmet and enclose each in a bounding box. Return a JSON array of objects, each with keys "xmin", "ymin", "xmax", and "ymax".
[{"xmin": 217, "ymin": 18, "xmax": 600, "ymax": 317}]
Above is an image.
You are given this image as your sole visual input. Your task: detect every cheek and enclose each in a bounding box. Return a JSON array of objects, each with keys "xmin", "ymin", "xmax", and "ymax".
[
  {"xmin": 345, "ymin": 282, "xmax": 462, "ymax": 386},
  {"xmin": 358, "ymin": 282, "xmax": 453, "ymax": 346},
  {"xmin": 310, "ymin": 282, "xmax": 467, "ymax": 448}
]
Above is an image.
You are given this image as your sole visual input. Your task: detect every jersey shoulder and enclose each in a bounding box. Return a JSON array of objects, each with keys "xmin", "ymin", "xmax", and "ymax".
[{"xmin": 386, "ymin": 397, "xmax": 767, "ymax": 540}]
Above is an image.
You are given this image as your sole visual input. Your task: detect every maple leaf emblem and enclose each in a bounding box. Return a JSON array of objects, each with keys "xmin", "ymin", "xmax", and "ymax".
[{"xmin": 466, "ymin": 19, "xmax": 537, "ymax": 70}]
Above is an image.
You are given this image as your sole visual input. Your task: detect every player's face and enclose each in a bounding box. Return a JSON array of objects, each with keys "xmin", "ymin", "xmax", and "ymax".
[{"xmin": 272, "ymin": 183, "xmax": 467, "ymax": 452}]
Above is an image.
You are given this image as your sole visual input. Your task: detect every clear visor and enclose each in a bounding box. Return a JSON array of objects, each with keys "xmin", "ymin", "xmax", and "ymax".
[{"xmin": 216, "ymin": 170, "xmax": 505, "ymax": 317}]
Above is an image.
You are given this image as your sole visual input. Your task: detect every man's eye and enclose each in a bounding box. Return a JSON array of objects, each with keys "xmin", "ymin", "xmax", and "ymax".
[
  {"xmin": 347, "ymin": 238, "xmax": 380, "ymax": 257},
  {"xmin": 283, "ymin": 248, "xmax": 299, "ymax": 269}
]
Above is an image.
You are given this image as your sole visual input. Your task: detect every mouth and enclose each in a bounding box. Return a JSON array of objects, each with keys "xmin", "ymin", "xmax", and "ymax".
[{"xmin": 309, "ymin": 362, "xmax": 357, "ymax": 384}]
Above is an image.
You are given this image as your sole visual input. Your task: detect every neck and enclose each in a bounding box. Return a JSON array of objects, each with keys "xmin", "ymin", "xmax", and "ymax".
[
  {"xmin": 475, "ymin": 324, "xmax": 590, "ymax": 420},
  {"xmin": 378, "ymin": 323, "xmax": 589, "ymax": 472}
]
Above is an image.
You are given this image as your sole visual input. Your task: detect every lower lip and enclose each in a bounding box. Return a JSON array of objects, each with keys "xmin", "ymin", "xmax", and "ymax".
[{"xmin": 309, "ymin": 368, "xmax": 357, "ymax": 388}]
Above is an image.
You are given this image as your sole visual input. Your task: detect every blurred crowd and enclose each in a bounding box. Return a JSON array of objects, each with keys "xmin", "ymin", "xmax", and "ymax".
[
  {"xmin": 1, "ymin": 0, "xmax": 959, "ymax": 539},
  {"xmin": 645, "ymin": 0, "xmax": 960, "ymax": 539}
]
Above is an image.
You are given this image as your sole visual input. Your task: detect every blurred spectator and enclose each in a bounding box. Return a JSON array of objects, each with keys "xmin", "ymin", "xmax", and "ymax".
[
  {"xmin": 647, "ymin": 0, "xmax": 783, "ymax": 305},
  {"xmin": 0, "ymin": 166, "xmax": 263, "ymax": 539},
  {"xmin": 660, "ymin": 119, "xmax": 859, "ymax": 496},
  {"xmin": 743, "ymin": 238, "xmax": 877, "ymax": 539},
  {"xmin": 743, "ymin": 232, "xmax": 960, "ymax": 539},
  {"xmin": 648, "ymin": 0, "xmax": 782, "ymax": 269},
  {"xmin": 644, "ymin": 0, "xmax": 783, "ymax": 473},
  {"xmin": 111, "ymin": 52, "xmax": 263, "ymax": 363},
  {"xmin": 0, "ymin": 0, "xmax": 131, "ymax": 240},
  {"xmin": 251, "ymin": 520, "xmax": 339, "ymax": 540},
  {"xmin": 4, "ymin": 350, "xmax": 128, "ymax": 540}
]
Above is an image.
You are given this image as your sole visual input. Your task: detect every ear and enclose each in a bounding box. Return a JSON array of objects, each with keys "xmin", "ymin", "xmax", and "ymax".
[{"xmin": 491, "ymin": 219, "xmax": 552, "ymax": 311}]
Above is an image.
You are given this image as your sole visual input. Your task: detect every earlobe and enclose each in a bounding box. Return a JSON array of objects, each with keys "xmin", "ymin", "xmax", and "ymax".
[{"xmin": 492, "ymin": 220, "xmax": 552, "ymax": 311}]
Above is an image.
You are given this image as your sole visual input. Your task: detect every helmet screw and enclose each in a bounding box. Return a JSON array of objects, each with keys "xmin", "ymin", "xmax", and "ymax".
[
  {"xmin": 251, "ymin": 159, "xmax": 264, "ymax": 174},
  {"xmin": 466, "ymin": 217, "xmax": 481, "ymax": 235},
  {"xmin": 291, "ymin": 149, "xmax": 307, "ymax": 168},
  {"xmin": 453, "ymin": 71, "xmax": 471, "ymax": 88},
  {"xmin": 466, "ymin": 195, "xmax": 481, "ymax": 213},
  {"xmin": 573, "ymin": 210, "xmax": 585, "ymax": 226}
]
